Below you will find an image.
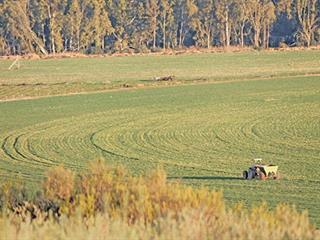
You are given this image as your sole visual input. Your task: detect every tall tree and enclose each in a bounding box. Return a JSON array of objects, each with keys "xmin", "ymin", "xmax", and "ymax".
[
  {"xmin": 0, "ymin": 4, "xmax": 8, "ymax": 55},
  {"xmin": 294, "ymin": 0, "xmax": 320, "ymax": 46},
  {"xmin": 215, "ymin": 0, "xmax": 233, "ymax": 47},
  {"xmin": 159, "ymin": 0, "xmax": 175, "ymax": 50},
  {"xmin": 89, "ymin": 0, "xmax": 113, "ymax": 52},
  {"xmin": 0, "ymin": 0, "xmax": 48, "ymax": 55},
  {"xmin": 233, "ymin": 0, "xmax": 252, "ymax": 47},
  {"xmin": 38, "ymin": 0, "xmax": 68, "ymax": 54},
  {"xmin": 108, "ymin": 0, "xmax": 133, "ymax": 52},
  {"xmin": 261, "ymin": 1, "xmax": 276, "ymax": 48},
  {"xmin": 127, "ymin": 0, "xmax": 151, "ymax": 51},
  {"xmin": 249, "ymin": 0, "xmax": 276, "ymax": 48},
  {"xmin": 192, "ymin": 0, "xmax": 215, "ymax": 48},
  {"xmin": 65, "ymin": 0, "xmax": 85, "ymax": 51},
  {"xmin": 0, "ymin": 0, "xmax": 320, "ymax": 55},
  {"xmin": 146, "ymin": 0, "xmax": 160, "ymax": 49},
  {"xmin": 174, "ymin": 0, "xmax": 198, "ymax": 47}
]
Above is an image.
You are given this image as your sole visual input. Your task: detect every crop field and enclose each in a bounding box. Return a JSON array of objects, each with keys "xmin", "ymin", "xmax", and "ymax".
[
  {"xmin": 0, "ymin": 51, "xmax": 320, "ymax": 226},
  {"xmin": 0, "ymin": 50, "xmax": 320, "ymax": 100}
]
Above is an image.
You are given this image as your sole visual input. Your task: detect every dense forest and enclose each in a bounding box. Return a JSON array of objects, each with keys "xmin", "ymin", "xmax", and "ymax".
[{"xmin": 0, "ymin": 0, "xmax": 319, "ymax": 55}]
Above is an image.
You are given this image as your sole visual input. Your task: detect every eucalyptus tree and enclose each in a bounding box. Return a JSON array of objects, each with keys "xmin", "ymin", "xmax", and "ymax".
[
  {"xmin": 174, "ymin": 0, "xmax": 198, "ymax": 47},
  {"xmin": 232, "ymin": 0, "xmax": 252, "ymax": 47},
  {"xmin": 192, "ymin": 0, "xmax": 215, "ymax": 48},
  {"xmin": 249, "ymin": 0, "xmax": 276, "ymax": 48},
  {"xmin": 158, "ymin": 0, "xmax": 176, "ymax": 50},
  {"xmin": 146, "ymin": 0, "xmax": 160, "ymax": 48},
  {"xmin": 294, "ymin": 0, "xmax": 320, "ymax": 46},
  {"xmin": 215, "ymin": 0, "xmax": 233, "ymax": 47},
  {"xmin": 0, "ymin": 0, "xmax": 48, "ymax": 55},
  {"xmin": 65, "ymin": 0, "xmax": 85, "ymax": 51},
  {"xmin": 37, "ymin": 0, "xmax": 68, "ymax": 53},
  {"xmin": 87, "ymin": 0, "xmax": 113, "ymax": 52}
]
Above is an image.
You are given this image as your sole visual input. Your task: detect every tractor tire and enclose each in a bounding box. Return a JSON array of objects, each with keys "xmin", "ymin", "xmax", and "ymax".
[
  {"xmin": 259, "ymin": 172, "xmax": 266, "ymax": 180},
  {"xmin": 275, "ymin": 171, "xmax": 281, "ymax": 179},
  {"xmin": 268, "ymin": 172, "xmax": 276, "ymax": 179},
  {"xmin": 243, "ymin": 171, "xmax": 248, "ymax": 180}
]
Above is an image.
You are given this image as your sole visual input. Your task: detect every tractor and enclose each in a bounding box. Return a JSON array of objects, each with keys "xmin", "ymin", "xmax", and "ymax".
[{"xmin": 243, "ymin": 159, "xmax": 279, "ymax": 180}]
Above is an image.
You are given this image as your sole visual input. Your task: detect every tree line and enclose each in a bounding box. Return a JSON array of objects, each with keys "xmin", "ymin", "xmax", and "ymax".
[{"xmin": 0, "ymin": 0, "xmax": 319, "ymax": 56}]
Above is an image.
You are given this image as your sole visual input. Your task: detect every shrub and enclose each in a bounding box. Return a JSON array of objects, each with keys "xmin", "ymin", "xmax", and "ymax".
[
  {"xmin": 0, "ymin": 179, "xmax": 28, "ymax": 210},
  {"xmin": 43, "ymin": 165, "xmax": 74, "ymax": 202},
  {"xmin": 77, "ymin": 159, "xmax": 114, "ymax": 216},
  {"xmin": 0, "ymin": 162, "xmax": 319, "ymax": 240}
]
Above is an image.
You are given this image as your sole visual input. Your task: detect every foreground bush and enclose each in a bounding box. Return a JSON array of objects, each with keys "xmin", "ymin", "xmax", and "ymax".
[{"xmin": 0, "ymin": 161, "xmax": 319, "ymax": 240}]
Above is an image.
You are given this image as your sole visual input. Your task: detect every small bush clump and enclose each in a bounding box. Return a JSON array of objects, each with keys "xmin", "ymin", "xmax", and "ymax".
[{"xmin": 43, "ymin": 165, "xmax": 75, "ymax": 202}]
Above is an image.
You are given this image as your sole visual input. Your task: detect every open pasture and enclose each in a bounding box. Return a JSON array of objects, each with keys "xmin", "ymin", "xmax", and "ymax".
[
  {"xmin": 0, "ymin": 50, "xmax": 320, "ymax": 100},
  {"xmin": 0, "ymin": 73, "xmax": 319, "ymax": 225}
]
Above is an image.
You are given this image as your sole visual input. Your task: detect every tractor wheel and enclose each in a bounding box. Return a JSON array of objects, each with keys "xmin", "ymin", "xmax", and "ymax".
[
  {"xmin": 243, "ymin": 171, "xmax": 248, "ymax": 180},
  {"xmin": 269, "ymin": 172, "xmax": 276, "ymax": 179},
  {"xmin": 259, "ymin": 172, "xmax": 266, "ymax": 180},
  {"xmin": 248, "ymin": 170, "xmax": 254, "ymax": 179}
]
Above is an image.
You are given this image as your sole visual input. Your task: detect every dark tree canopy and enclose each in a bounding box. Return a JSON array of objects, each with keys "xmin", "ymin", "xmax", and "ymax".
[{"xmin": 0, "ymin": 0, "xmax": 319, "ymax": 55}]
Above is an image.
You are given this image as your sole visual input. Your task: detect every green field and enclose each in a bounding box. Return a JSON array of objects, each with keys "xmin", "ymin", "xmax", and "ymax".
[
  {"xmin": 0, "ymin": 51, "xmax": 320, "ymax": 226},
  {"xmin": 0, "ymin": 50, "xmax": 320, "ymax": 100}
]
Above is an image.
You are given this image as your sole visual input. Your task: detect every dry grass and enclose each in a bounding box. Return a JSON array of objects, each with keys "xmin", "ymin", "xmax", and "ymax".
[{"xmin": 0, "ymin": 162, "xmax": 319, "ymax": 240}]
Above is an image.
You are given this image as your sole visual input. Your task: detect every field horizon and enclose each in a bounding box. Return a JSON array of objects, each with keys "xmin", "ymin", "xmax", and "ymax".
[{"xmin": 0, "ymin": 50, "xmax": 320, "ymax": 101}]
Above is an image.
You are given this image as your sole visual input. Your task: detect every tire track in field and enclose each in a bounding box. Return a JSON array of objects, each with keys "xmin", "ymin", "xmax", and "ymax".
[
  {"xmin": 88, "ymin": 113, "xmax": 216, "ymax": 171},
  {"xmin": 0, "ymin": 102, "xmax": 319, "ymax": 182},
  {"xmin": 1, "ymin": 134, "xmax": 45, "ymax": 166},
  {"xmin": 14, "ymin": 134, "xmax": 55, "ymax": 168},
  {"xmin": 89, "ymin": 128, "xmax": 139, "ymax": 161},
  {"xmin": 242, "ymin": 109, "xmax": 320, "ymax": 162},
  {"xmin": 0, "ymin": 133, "xmax": 49, "ymax": 180},
  {"xmin": 1, "ymin": 134, "xmax": 19, "ymax": 161},
  {"xmin": 0, "ymin": 115, "xmax": 104, "ymax": 177}
]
